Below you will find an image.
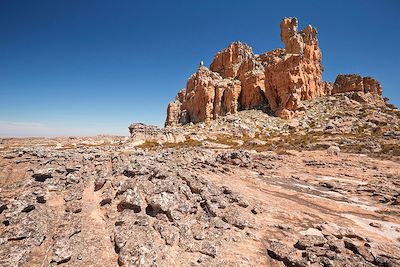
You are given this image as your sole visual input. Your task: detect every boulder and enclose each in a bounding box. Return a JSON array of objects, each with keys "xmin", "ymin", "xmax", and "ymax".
[
  {"xmin": 295, "ymin": 235, "xmax": 327, "ymax": 250},
  {"xmin": 51, "ymin": 238, "xmax": 72, "ymax": 264},
  {"xmin": 32, "ymin": 168, "xmax": 54, "ymax": 182},
  {"xmin": 117, "ymin": 188, "xmax": 143, "ymax": 213}
]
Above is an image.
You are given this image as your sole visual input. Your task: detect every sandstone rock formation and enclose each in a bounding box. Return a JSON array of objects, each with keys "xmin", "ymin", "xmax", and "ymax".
[
  {"xmin": 323, "ymin": 81, "xmax": 334, "ymax": 95},
  {"xmin": 165, "ymin": 17, "xmax": 383, "ymax": 125},
  {"xmin": 210, "ymin": 42, "xmax": 266, "ymax": 111},
  {"xmin": 332, "ymin": 74, "xmax": 382, "ymax": 95},
  {"xmin": 176, "ymin": 66, "xmax": 241, "ymax": 124},
  {"xmin": 266, "ymin": 17, "xmax": 324, "ymax": 118}
]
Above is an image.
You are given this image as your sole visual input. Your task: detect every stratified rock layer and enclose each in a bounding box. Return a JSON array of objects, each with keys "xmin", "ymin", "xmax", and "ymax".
[
  {"xmin": 128, "ymin": 123, "xmax": 185, "ymax": 144},
  {"xmin": 165, "ymin": 17, "xmax": 383, "ymax": 125}
]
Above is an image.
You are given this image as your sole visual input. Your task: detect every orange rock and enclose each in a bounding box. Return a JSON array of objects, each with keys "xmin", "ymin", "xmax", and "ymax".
[
  {"xmin": 210, "ymin": 42, "xmax": 266, "ymax": 110},
  {"xmin": 210, "ymin": 41, "xmax": 255, "ymax": 79},
  {"xmin": 165, "ymin": 100, "xmax": 182, "ymax": 126},
  {"xmin": 165, "ymin": 17, "xmax": 325, "ymax": 126},
  {"xmin": 238, "ymin": 70, "xmax": 266, "ymax": 110},
  {"xmin": 332, "ymin": 74, "xmax": 382, "ymax": 95},
  {"xmin": 362, "ymin": 77, "xmax": 382, "ymax": 95},
  {"xmin": 164, "ymin": 66, "xmax": 241, "ymax": 126},
  {"xmin": 165, "ymin": 17, "xmax": 382, "ymax": 126},
  {"xmin": 268, "ymin": 17, "xmax": 324, "ymax": 109},
  {"xmin": 280, "ymin": 17, "xmax": 304, "ymax": 54},
  {"xmin": 332, "ymin": 74, "xmax": 364, "ymax": 94}
]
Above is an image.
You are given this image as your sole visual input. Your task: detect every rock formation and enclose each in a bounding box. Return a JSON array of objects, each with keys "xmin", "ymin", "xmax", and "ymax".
[
  {"xmin": 332, "ymin": 74, "xmax": 382, "ymax": 95},
  {"xmin": 264, "ymin": 18, "xmax": 324, "ymax": 118},
  {"xmin": 128, "ymin": 123, "xmax": 185, "ymax": 144},
  {"xmin": 210, "ymin": 42, "xmax": 266, "ymax": 112},
  {"xmin": 165, "ymin": 17, "xmax": 383, "ymax": 125}
]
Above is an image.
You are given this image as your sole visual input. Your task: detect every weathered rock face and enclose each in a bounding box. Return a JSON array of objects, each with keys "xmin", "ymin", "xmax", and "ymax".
[
  {"xmin": 1, "ymin": 87, "xmax": 399, "ymax": 266},
  {"xmin": 266, "ymin": 18, "xmax": 324, "ymax": 118},
  {"xmin": 128, "ymin": 123, "xmax": 185, "ymax": 144},
  {"xmin": 280, "ymin": 17, "xmax": 304, "ymax": 54},
  {"xmin": 166, "ymin": 66, "xmax": 242, "ymax": 125},
  {"xmin": 210, "ymin": 42, "xmax": 256, "ymax": 79},
  {"xmin": 182, "ymin": 66, "xmax": 242, "ymax": 123},
  {"xmin": 165, "ymin": 17, "xmax": 383, "ymax": 125},
  {"xmin": 165, "ymin": 100, "xmax": 182, "ymax": 126},
  {"xmin": 332, "ymin": 74, "xmax": 382, "ymax": 95},
  {"xmin": 210, "ymin": 42, "xmax": 266, "ymax": 111}
]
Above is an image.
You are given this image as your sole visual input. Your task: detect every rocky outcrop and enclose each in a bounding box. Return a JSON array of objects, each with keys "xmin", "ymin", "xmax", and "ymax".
[
  {"xmin": 265, "ymin": 18, "xmax": 324, "ymax": 118},
  {"xmin": 323, "ymin": 82, "xmax": 334, "ymax": 95},
  {"xmin": 165, "ymin": 100, "xmax": 182, "ymax": 126},
  {"xmin": 165, "ymin": 17, "xmax": 383, "ymax": 126},
  {"xmin": 332, "ymin": 74, "xmax": 382, "ymax": 95},
  {"xmin": 178, "ymin": 66, "xmax": 241, "ymax": 124},
  {"xmin": 164, "ymin": 66, "xmax": 242, "ymax": 125},
  {"xmin": 210, "ymin": 42, "xmax": 266, "ymax": 111},
  {"xmin": 128, "ymin": 123, "xmax": 185, "ymax": 144}
]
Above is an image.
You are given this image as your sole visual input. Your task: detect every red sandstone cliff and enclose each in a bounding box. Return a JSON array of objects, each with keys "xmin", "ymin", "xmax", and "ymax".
[{"xmin": 165, "ymin": 17, "xmax": 382, "ymax": 126}]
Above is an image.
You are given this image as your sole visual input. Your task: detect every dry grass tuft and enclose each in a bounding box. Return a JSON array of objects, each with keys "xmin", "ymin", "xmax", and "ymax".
[{"xmin": 137, "ymin": 138, "xmax": 202, "ymax": 151}]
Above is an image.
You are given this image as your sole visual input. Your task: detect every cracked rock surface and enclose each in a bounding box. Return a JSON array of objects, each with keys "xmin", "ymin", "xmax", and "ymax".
[{"xmin": 1, "ymin": 135, "xmax": 400, "ymax": 266}]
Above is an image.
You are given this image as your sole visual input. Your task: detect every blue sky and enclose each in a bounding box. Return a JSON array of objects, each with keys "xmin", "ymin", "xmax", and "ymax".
[{"xmin": 0, "ymin": 0, "xmax": 399, "ymax": 137}]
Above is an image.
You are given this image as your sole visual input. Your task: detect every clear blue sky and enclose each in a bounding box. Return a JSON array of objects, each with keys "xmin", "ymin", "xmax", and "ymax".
[{"xmin": 0, "ymin": 0, "xmax": 399, "ymax": 137}]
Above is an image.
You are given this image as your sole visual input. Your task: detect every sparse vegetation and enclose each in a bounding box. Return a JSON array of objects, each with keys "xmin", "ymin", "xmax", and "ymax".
[
  {"xmin": 137, "ymin": 141, "xmax": 159, "ymax": 150},
  {"xmin": 163, "ymin": 138, "xmax": 203, "ymax": 149},
  {"xmin": 381, "ymin": 143, "xmax": 400, "ymax": 156},
  {"xmin": 137, "ymin": 138, "xmax": 203, "ymax": 151},
  {"xmin": 206, "ymin": 134, "xmax": 240, "ymax": 148}
]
